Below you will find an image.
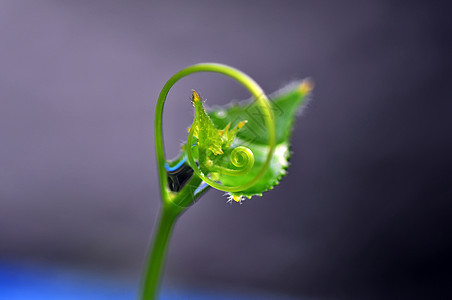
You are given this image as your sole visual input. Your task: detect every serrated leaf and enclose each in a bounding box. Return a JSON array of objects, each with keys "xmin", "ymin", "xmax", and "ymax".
[
  {"xmin": 207, "ymin": 80, "xmax": 312, "ymax": 199},
  {"xmin": 167, "ymin": 80, "xmax": 312, "ymax": 201}
]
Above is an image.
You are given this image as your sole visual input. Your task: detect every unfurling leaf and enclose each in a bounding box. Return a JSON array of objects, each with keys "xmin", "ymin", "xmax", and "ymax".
[{"xmin": 171, "ymin": 80, "xmax": 313, "ymax": 202}]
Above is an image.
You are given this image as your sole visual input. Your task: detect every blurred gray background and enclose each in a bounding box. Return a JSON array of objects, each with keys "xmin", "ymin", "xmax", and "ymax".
[{"xmin": 1, "ymin": 0, "xmax": 451, "ymax": 299}]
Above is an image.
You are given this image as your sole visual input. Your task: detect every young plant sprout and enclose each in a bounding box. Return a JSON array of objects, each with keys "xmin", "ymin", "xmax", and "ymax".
[{"xmin": 142, "ymin": 63, "xmax": 312, "ymax": 299}]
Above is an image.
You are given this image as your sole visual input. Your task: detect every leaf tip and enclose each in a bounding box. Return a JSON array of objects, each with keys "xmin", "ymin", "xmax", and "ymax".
[
  {"xmin": 191, "ymin": 89, "xmax": 202, "ymax": 103},
  {"xmin": 298, "ymin": 78, "xmax": 314, "ymax": 96},
  {"xmin": 237, "ymin": 120, "xmax": 247, "ymax": 129}
]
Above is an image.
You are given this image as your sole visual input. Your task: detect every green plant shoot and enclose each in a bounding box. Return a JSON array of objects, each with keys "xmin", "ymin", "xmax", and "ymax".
[{"xmin": 141, "ymin": 63, "xmax": 312, "ymax": 299}]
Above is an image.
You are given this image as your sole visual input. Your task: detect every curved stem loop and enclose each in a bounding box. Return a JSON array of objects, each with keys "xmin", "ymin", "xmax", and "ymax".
[{"xmin": 155, "ymin": 63, "xmax": 276, "ymax": 196}]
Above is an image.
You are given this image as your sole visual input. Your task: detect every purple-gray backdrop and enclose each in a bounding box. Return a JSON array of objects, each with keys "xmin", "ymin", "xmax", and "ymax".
[{"xmin": 1, "ymin": 0, "xmax": 451, "ymax": 299}]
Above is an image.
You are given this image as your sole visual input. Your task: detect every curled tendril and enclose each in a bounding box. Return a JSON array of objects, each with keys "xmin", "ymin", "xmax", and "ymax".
[
  {"xmin": 189, "ymin": 136, "xmax": 254, "ymax": 177},
  {"xmin": 155, "ymin": 63, "xmax": 276, "ymax": 195},
  {"xmin": 226, "ymin": 146, "xmax": 255, "ymax": 173}
]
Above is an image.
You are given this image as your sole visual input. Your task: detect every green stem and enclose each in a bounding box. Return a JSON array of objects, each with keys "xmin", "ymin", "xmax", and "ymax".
[
  {"xmin": 141, "ymin": 204, "xmax": 178, "ymax": 300},
  {"xmin": 141, "ymin": 175, "xmax": 206, "ymax": 300}
]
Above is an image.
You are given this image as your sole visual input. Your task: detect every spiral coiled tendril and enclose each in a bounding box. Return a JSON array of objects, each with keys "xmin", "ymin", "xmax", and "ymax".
[
  {"xmin": 229, "ymin": 146, "xmax": 254, "ymax": 171},
  {"xmin": 155, "ymin": 63, "xmax": 276, "ymax": 195},
  {"xmin": 188, "ymin": 135, "xmax": 254, "ymax": 177}
]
